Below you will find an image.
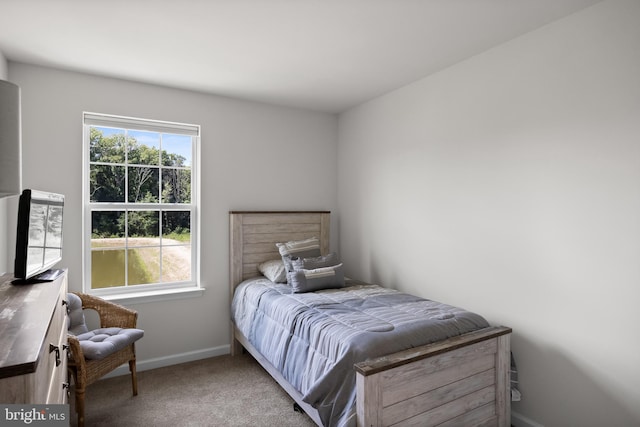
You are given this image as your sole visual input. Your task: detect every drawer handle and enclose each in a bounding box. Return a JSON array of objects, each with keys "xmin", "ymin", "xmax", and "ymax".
[
  {"xmin": 49, "ymin": 344, "xmax": 61, "ymax": 367},
  {"xmin": 62, "ymin": 299, "xmax": 69, "ymax": 315},
  {"xmin": 63, "ymin": 382, "xmax": 70, "ymax": 398}
]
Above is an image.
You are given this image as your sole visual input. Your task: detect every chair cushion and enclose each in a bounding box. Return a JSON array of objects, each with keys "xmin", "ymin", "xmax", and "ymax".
[
  {"xmin": 66, "ymin": 293, "xmax": 89, "ymax": 336},
  {"xmin": 76, "ymin": 327, "xmax": 144, "ymax": 360}
]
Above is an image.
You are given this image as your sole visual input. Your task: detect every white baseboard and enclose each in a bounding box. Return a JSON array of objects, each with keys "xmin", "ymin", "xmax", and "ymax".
[
  {"xmin": 102, "ymin": 345, "xmax": 231, "ymax": 379},
  {"xmin": 512, "ymin": 410, "xmax": 545, "ymax": 427}
]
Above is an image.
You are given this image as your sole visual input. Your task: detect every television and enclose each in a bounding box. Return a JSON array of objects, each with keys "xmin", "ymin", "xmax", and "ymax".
[{"xmin": 13, "ymin": 189, "xmax": 65, "ymax": 282}]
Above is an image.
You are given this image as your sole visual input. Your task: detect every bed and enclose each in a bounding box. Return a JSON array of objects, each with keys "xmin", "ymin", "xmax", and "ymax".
[{"xmin": 229, "ymin": 211, "xmax": 511, "ymax": 427}]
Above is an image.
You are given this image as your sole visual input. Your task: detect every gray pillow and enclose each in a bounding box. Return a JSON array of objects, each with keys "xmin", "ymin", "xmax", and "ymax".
[
  {"xmin": 276, "ymin": 237, "xmax": 321, "ymax": 272},
  {"xmin": 287, "ymin": 263, "xmax": 345, "ymax": 293},
  {"xmin": 290, "ymin": 252, "xmax": 339, "ymax": 271},
  {"xmin": 67, "ymin": 293, "xmax": 89, "ymax": 336},
  {"xmin": 258, "ymin": 259, "xmax": 287, "ymax": 283}
]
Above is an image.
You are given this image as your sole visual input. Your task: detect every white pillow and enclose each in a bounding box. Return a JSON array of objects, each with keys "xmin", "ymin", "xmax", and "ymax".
[{"xmin": 257, "ymin": 259, "xmax": 287, "ymax": 283}]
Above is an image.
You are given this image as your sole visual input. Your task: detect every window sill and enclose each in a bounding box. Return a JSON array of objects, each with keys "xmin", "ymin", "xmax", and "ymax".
[{"xmin": 100, "ymin": 287, "xmax": 205, "ymax": 305}]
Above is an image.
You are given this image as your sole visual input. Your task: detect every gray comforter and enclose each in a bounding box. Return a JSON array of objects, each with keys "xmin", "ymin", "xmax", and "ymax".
[{"xmin": 231, "ymin": 278, "xmax": 490, "ymax": 427}]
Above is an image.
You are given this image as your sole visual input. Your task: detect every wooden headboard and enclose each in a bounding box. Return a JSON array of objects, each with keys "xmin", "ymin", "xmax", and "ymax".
[{"xmin": 229, "ymin": 211, "xmax": 330, "ymax": 295}]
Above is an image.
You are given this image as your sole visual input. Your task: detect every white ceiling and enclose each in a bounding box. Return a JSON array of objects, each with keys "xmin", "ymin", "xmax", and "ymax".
[{"xmin": 0, "ymin": 0, "xmax": 601, "ymax": 113}]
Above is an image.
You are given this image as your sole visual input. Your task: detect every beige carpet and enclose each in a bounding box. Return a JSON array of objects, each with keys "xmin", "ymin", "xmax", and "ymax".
[{"xmin": 69, "ymin": 353, "xmax": 317, "ymax": 427}]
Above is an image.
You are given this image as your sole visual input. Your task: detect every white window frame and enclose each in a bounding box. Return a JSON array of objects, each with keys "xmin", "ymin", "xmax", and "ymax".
[{"xmin": 82, "ymin": 112, "xmax": 202, "ymax": 303}]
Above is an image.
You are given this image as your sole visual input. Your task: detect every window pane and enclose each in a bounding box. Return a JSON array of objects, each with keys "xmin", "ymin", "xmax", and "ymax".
[
  {"xmin": 162, "ymin": 134, "xmax": 192, "ymax": 167},
  {"xmin": 128, "ymin": 130, "xmax": 160, "ymax": 166},
  {"xmin": 162, "ymin": 168, "xmax": 191, "ymax": 203},
  {"xmin": 128, "ymin": 166, "xmax": 159, "ymax": 203},
  {"xmin": 90, "ymin": 164, "xmax": 126, "ymax": 202},
  {"xmin": 128, "ymin": 211, "xmax": 159, "ymax": 243},
  {"xmin": 91, "ymin": 211, "xmax": 126, "ymax": 288},
  {"xmin": 90, "ymin": 127, "xmax": 125, "ymax": 163},
  {"xmin": 91, "ymin": 211, "xmax": 125, "ymax": 242},
  {"xmin": 91, "ymin": 248, "xmax": 125, "ymax": 288},
  {"xmin": 162, "ymin": 211, "xmax": 191, "ymax": 244},
  {"xmin": 128, "ymin": 247, "xmax": 160, "ymax": 285},
  {"xmin": 162, "ymin": 246, "xmax": 191, "ymax": 283}
]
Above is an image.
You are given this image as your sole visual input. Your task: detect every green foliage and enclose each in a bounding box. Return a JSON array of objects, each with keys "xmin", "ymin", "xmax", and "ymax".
[
  {"xmin": 128, "ymin": 211, "xmax": 159, "ymax": 237},
  {"xmin": 91, "ymin": 211, "xmax": 124, "ymax": 239},
  {"xmin": 90, "ymin": 128, "xmax": 191, "ymax": 239},
  {"xmin": 163, "ymin": 231, "xmax": 191, "ymax": 243}
]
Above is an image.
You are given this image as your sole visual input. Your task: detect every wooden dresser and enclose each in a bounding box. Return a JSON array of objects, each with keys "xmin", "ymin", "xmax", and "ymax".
[{"xmin": 0, "ymin": 270, "xmax": 69, "ymax": 404}]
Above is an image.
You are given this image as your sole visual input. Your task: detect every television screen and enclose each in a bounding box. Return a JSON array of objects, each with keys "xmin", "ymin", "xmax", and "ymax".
[{"xmin": 14, "ymin": 189, "xmax": 65, "ymax": 281}]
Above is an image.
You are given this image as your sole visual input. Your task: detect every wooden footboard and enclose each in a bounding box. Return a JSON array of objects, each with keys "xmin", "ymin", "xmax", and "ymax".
[
  {"xmin": 232, "ymin": 324, "xmax": 511, "ymax": 427},
  {"xmin": 354, "ymin": 326, "xmax": 511, "ymax": 427}
]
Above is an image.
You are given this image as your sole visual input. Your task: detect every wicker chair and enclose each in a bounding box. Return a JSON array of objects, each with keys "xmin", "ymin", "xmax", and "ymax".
[{"xmin": 66, "ymin": 292, "xmax": 143, "ymax": 427}]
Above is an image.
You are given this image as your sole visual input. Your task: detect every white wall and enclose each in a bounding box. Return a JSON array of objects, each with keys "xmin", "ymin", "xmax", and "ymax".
[
  {"xmin": 0, "ymin": 50, "xmax": 9, "ymax": 274},
  {"xmin": 6, "ymin": 63, "xmax": 338, "ymax": 366},
  {"xmin": 338, "ymin": 1, "xmax": 640, "ymax": 426}
]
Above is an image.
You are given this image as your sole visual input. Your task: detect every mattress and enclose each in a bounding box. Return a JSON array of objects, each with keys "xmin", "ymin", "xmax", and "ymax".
[{"xmin": 231, "ymin": 278, "xmax": 490, "ymax": 427}]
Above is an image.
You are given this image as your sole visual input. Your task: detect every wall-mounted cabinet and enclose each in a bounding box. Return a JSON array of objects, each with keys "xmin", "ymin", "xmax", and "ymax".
[{"xmin": 0, "ymin": 79, "xmax": 21, "ymax": 198}]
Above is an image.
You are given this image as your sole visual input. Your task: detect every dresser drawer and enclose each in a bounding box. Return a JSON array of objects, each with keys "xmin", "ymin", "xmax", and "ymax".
[{"xmin": 47, "ymin": 294, "xmax": 69, "ymax": 404}]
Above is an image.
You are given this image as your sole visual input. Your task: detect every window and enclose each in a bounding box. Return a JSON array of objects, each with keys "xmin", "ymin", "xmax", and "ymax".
[{"xmin": 83, "ymin": 113, "xmax": 200, "ymax": 300}]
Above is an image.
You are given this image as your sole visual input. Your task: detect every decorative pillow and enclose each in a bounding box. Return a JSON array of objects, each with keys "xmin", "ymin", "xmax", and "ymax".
[
  {"xmin": 290, "ymin": 252, "xmax": 339, "ymax": 271},
  {"xmin": 276, "ymin": 237, "xmax": 321, "ymax": 272},
  {"xmin": 287, "ymin": 263, "xmax": 345, "ymax": 293},
  {"xmin": 258, "ymin": 259, "xmax": 287, "ymax": 283}
]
